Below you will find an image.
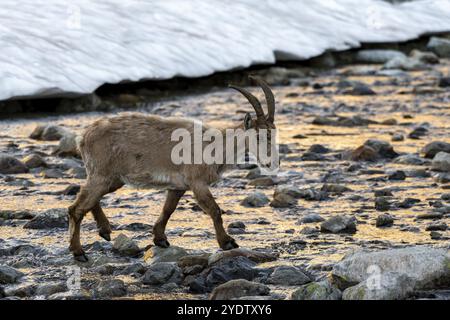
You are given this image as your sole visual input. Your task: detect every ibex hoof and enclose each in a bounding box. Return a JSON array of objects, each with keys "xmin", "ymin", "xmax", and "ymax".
[
  {"xmin": 73, "ymin": 252, "xmax": 89, "ymax": 263},
  {"xmin": 154, "ymin": 239, "xmax": 170, "ymax": 248},
  {"xmin": 99, "ymin": 231, "xmax": 111, "ymax": 241},
  {"xmin": 221, "ymin": 239, "xmax": 239, "ymax": 251}
]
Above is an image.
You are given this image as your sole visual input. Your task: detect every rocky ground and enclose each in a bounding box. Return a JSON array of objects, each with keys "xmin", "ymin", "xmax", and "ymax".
[{"xmin": 1, "ymin": 40, "xmax": 450, "ymax": 300}]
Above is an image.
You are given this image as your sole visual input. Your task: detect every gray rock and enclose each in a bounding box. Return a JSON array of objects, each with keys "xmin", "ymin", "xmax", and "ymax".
[
  {"xmin": 23, "ymin": 208, "xmax": 68, "ymax": 229},
  {"xmin": 210, "ymin": 279, "xmax": 270, "ymax": 300},
  {"xmin": 41, "ymin": 168, "xmax": 64, "ymax": 179},
  {"xmin": 241, "ymin": 191, "xmax": 269, "ymax": 207},
  {"xmin": 48, "ymin": 290, "xmax": 91, "ymax": 300},
  {"xmin": 432, "ymin": 152, "xmax": 450, "ymax": 172},
  {"xmin": 0, "ymin": 154, "xmax": 28, "ymax": 174},
  {"xmin": 331, "ymin": 247, "xmax": 450, "ymax": 291},
  {"xmin": 394, "ymin": 154, "xmax": 428, "ymax": 165},
  {"xmin": 384, "ymin": 56, "xmax": 425, "ymax": 71},
  {"xmin": 409, "ymin": 50, "xmax": 439, "ymax": 64},
  {"xmin": 142, "ymin": 262, "xmax": 182, "ymax": 285},
  {"xmin": 207, "ymin": 248, "xmax": 277, "ymax": 265},
  {"xmin": 298, "ymin": 213, "xmax": 325, "ymax": 224},
  {"xmin": 391, "ymin": 133, "xmax": 404, "ymax": 142},
  {"xmin": 321, "ymin": 216, "xmax": 357, "ymax": 234},
  {"xmin": 439, "ymin": 77, "xmax": 450, "ymax": 88},
  {"xmin": 3, "ymin": 282, "xmax": 36, "ymax": 297},
  {"xmin": 54, "ymin": 133, "xmax": 80, "ymax": 157},
  {"xmin": 205, "ymin": 256, "xmax": 257, "ymax": 289},
  {"xmin": 0, "ymin": 210, "xmax": 34, "ymax": 220},
  {"xmin": 144, "ymin": 246, "xmax": 188, "ymax": 264},
  {"xmin": 376, "ymin": 214, "xmax": 394, "ymax": 227},
  {"xmin": 342, "ymin": 272, "xmax": 415, "ymax": 300},
  {"xmin": 427, "ymin": 37, "xmax": 450, "ymax": 57},
  {"xmin": 363, "ymin": 139, "xmax": 398, "ymax": 159},
  {"xmin": 291, "ymin": 280, "xmax": 342, "ymax": 300},
  {"xmin": 95, "ymin": 279, "xmax": 127, "ymax": 298},
  {"xmin": 356, "ymin": 49, "xmax": 406, "ymax": 64},
  {"xmin": 267, "ymin": 266, "xmax": 311, "ymax": 286},
  {"xmin": 375, "ymin": 197, "xmax": 392, "ymax": 211},
  {"xmin": 422, "ymin": 141, "xmax": 450, "ymax": 159},
  {"xmin": 30, "ymin": 125, "xmax": 71, "ymax": 141},
  {"xmin": 112, "ymin": 234, "xmax": 141, "ymax": 257},
  {"xmin": 0, "ymin": 265, "xmax": 24, "ymax": 284}
]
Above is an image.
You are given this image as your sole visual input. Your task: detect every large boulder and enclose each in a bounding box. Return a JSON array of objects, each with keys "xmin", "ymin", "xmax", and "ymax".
[
  {"xmin": 210, "ymin": 279, "xmax": 269, "ymax": 300},
  {"xmin": 331, "ymin": 247, "xmax": 450, "ymax": 291},
  {"xmin": 432, "ymin": 152, "xmax": 450, "ymax": 172},
  {"xmin": 342, "ymin": 272, "xmax": 415, "ymax": 300}
]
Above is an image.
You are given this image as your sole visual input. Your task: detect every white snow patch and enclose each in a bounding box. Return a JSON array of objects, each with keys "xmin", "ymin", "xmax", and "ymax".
[{"xmin": 0, "ymin": 0, "xmax": 449, "ymax": 100}]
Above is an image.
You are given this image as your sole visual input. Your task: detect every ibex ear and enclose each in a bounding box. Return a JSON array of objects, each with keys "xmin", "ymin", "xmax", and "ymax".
[{"xmin": 244, "ymin": 112, "xmax": 253, "ymax": 130}]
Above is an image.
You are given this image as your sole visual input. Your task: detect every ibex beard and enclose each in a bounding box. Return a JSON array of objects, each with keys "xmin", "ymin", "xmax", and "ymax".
[{"xmin": 68, "ymin": 76, "xmax": 279, "ymax": 262}]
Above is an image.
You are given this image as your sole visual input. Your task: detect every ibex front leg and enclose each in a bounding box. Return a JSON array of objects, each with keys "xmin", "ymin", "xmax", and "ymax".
[
  {"xmin": 192, "ymin": 184, "xmax": 239, "ymax": 250},
  {"xmin": 153, "ymin": 189, "xmax": 186, "ymax": 248}
]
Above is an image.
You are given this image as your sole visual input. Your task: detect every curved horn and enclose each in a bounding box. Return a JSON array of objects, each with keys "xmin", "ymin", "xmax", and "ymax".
[
  {"xmin": 249, "ymin": 76, "xmax": 275, "ymax": 123},
  {"xmin": 228, "ymin": 85, "xmax": 265, "ymax": 119}
]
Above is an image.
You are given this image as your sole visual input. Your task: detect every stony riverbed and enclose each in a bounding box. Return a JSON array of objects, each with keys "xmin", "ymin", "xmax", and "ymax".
[{"xmin": 0, "ymin": 46, "xmax": 450, "ymax": 300}]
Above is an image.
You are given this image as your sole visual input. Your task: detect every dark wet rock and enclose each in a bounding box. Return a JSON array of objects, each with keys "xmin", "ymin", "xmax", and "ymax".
[
  {"xmin": 22, "ymin": 154, "xmax": 47, "ymax": 168},
  {"xmin": 295, "ymin": 188, "xmax": 329, "ymax": 201},
  {"xmin": 0, "ymin": 154, "xmax": 28, "ymax": 174},
  {"xmin": 376, "ymin": 213, "xmax": 394, "ymax": 227},
  {"xmin": 95, "ymin": 279, "xmax": 127, "ymax": 298},
  {"xmin": 245, "ymin": 167, "xmax": 263, "ymax": 180},
  {"xmin": 298, "ymin": 213, "xmax": 325, "ymax": 224},
  {"xmin": 112, "ymin": 234, "xmax": 141, "ymax": 257},
  {"xmin": 439, "ymin": 77, "xmax": 450, "ymax": 88},
  {"xmin": 117, "ymin": 222, "xmax": 152, "ymax": 232},
  {"xmin": 388, "ymin": 170, "xmax": 406, "ymax": 181},
  {"xmin": 348, "ymin": 145, "xmax": 379, "ymax": 162},
  {"xmin": 312, "ymin": 115, "xmax": 376, "ymax": 127},
  {"xmin": 441, "ymin": 193, "xmax": 450, "ymax": 201},
  {"xmin": 416, "ymin": 212, "xmax": 443, "ymax": 220},
  {"xmin": 60, "ymin": 184, "xmax": 80, "ymax": 196},
  {"xmin": 427, "ymin": 37, "xmax": 450, "ymax": 57},
  {"xmin": 210, "ymin": 279, "xmax": 269, "ymax": 300},
  {"xmin": 408, "ymin": 126, "xmax": 428, "ymax": 139},
  {"xmin": 270, "ymin": 190, "xmax": 297, "ymax": 208},
  {"xmin": 320, "ymin": 216, "xmax": 357, "ymax": 234},
  {"xmin": 375, "ymin": 197, "xmax": 392, "ymax": 211},
  {"xmin": 355, "ymin": 49, "xmax": 406, "ymax": 64},
  {"xmin": 142, "ymin": 262, "xmax": 182, "ymax": 285},
  {"xmin": 292, "ymin": 133, "xmax": 307, "ymax": 139},
  {"xmin": 241, "ymin": 191, "xmax": 269, "ymax": 207},
  {"xmin": 23, "ymin": 208, "xmax": 68, "ymax": 229},
  {"xmin": 144, "ymin": 246, "xmax": 188, "ymax": 264},
  {"xmin": 204, "ymin": 256, "xmax": 258, "ymax": 290},
  {"xmin": 430, "ymin": 231, "xmax": 443, "ymax": 240},
  {"xmin": 0, "ymin": 210, "xmax": 34, "ymax": 220},
  {"xmin": 434, "ymin": 173, "xmax": 450, "ymax": 183},
  {"xmin": 308, "ymin": 144, "xmax": 330, "ymax": 154},
  {"xmin": 35, "ymin": 282, "xmax": 67, "ymax": 297},
  {"xmin": 398, "ymin": 197, "xmax": 420, "ymax": 209},
  {"xmin": 432, "ymin": 152, "xmax": 450, "ymax": 172},
  {"xmin": 227, "ymin": 221, "xmax": 246, "ymax": 234},
  {"xmin": 266, "ymin": 266, "xmax": 311, "ymax": 286},
  {"xmin": 332, "ymin": 247, "xmax": 450, "ymax": 292},
  {"xmin": 374, "ymin": 189, "xmax": 393, "ymax": 197},
  {"xmin": 0, "ymin": 265, "xmax": 24, "ymax": 284},
  {"xmin": 291, "ymin": 280, "xmax": 342, "ymax": 300},
  {"xmin": 343, "ymin": 272, "xmax": 415, "ymax": 300},
  {"xmin": 301, "ymin": 152, "xmax": 328, "ymax": 161},
  {"xmin": 425, "ymin": 223, "xmax": 447, "ymax": 231},
  {"xmin": 299, "ymin": 226, "xmax": 319, "ymax": 235},
  {"xmin": 423, "ymin": 142, "xmax": 450, "ymax": 159},
  {"xmin": 117, "ymin": 262, "xmax": 148, "ymax": 276},
  {"xmin": 363, "ymin": 139, "xmax": 398, "ymax": 159}
]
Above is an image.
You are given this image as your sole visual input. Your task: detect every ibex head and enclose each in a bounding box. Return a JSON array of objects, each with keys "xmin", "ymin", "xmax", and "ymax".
[{"xmin": 229, "ymin": 76, "xmax": 279, "ymax": 173}]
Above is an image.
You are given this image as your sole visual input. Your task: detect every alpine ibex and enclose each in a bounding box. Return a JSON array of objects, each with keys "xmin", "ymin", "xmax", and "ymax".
[{"xmin": 68, "ymin": 76, "xmax": 278, "ymax": 262}]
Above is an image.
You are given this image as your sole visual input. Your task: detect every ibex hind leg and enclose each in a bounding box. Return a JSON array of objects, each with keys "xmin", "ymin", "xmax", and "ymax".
[
  {"xmin": 90, "ymin": 181, "xmax": 123, "ymax": 241},
  {"xmin": 68, "ymin": 178, "xmax": 114, "ymax": 262}
]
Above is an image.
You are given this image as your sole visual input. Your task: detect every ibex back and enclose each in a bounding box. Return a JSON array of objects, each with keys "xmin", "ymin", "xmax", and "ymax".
[{"xmin": 68, "ymin": 76, "xmax": 278, "ymax": 262}]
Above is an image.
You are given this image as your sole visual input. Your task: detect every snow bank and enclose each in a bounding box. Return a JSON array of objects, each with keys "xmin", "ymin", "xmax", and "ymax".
[{"xmin": 1, "ymin": 0, "xmax": 449, "ymax": 100}]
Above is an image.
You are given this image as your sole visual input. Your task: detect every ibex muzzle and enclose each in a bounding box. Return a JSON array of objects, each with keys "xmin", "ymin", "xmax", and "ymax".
[{"xmin": 68, "ymin": 76, "xmax": 278, "ymax": 262}]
